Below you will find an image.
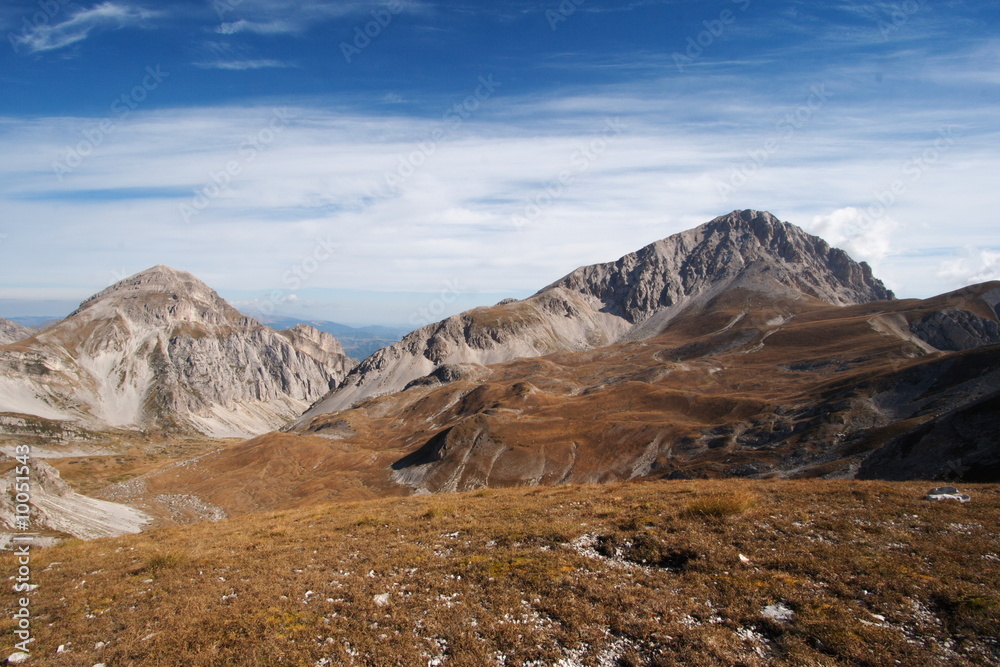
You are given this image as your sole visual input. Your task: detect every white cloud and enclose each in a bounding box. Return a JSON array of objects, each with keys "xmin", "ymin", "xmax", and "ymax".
[
  {"xmin": 210, "ymin": 0, "xmax": 429, "ymax": 34},
  {"xmin": 216, "ymin": 19, "xmax": 294, "ymax": 35},
  {"xmin": 193, "ymin": 59, "xmax": 295, "ymax": 70},
  {"xmin": 806, "ymin": 207, "xmax": 899, "ymax": 266},
  {"xmin": 938, "ymin": 249, "xmax": 1000, "ymax": 287},
  {"xmin": 10, "ymin": 2, "xmax": 157, "ymax": 54},
  {"xmin": 1, "ymin": 56, "xmax": 999, "ymax": 321}
]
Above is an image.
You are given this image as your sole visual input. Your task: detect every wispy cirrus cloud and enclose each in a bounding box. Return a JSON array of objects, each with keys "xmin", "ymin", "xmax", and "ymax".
[
  {"xmin": 211, "ymin": 0, "xmax": 428, "ymax": 34},
  {"xmin": 1, "ymin": 1, "xmax": 996, "ymax": 325},
  {"xmin": 193, "ymin": 59, "xmax": 296, "ymax": 70},
  {"xmin": 0, "ymin": 60, "xmax": 996, "ymax": 314},
  {"xmin": 216, "ymin": 19, "xmax": 297, "ymax": 35},
  {"xmin": 10, "ymin": 2, "xmax": 157, "ymax": 54}
]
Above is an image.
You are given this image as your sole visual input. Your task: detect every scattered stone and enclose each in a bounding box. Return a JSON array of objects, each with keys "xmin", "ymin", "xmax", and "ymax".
[
  {"xmin": 738, "ymin": 553, "xmax": 751, "ymax": 564},
  {"xmin": 6, "ymin": 653, "xmax": 29, "ymax": 665},
  {"xmin": 926, "ymin": 487, "xmax": 971, "ymax": 502},
  {"xmin": 762, "ymin": 603, "xmax": 795, "ymax": 622},
  {"xmin": 373, "ymin": 593, "xmax": 391, "ymax": 607}
]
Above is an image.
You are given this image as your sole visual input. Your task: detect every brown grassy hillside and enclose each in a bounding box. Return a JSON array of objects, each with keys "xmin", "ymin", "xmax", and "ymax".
[
  {"xmin": 95, "ymin": 284, "xmax": 1000, "ymax": 524},
  {"xmin": 3, "ymin": 479, "xmax": 998, "ymax": 666}
]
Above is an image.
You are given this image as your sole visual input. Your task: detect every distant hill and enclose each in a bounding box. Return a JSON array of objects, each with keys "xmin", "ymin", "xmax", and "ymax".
[
  {"xmin": 0, "ymin": 317, "xmax": 35, "ymax": 344},
  {"xmin": 250, "ymin": 315, "xmax": 409, "ymax": 360},
  {"xmin": 6, "ymin": 315, "xmax": 62, "ymax": 330}
]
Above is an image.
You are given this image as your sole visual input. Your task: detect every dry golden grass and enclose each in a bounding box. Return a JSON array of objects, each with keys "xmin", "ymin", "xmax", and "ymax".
[
  {"xmin": 2, "ymin": 479, "xmax": 998, "ymax": 666},
  {"xmin": 115, "ymin": 285, "xmax": 1000, "ymax": 525},
  {"xmin": 49, "ymin": 438, "xmax": 240, "ymax": 496},
  {"xmin": 681, "ymin": 491, "xmax": 759, "ymax": 520}
]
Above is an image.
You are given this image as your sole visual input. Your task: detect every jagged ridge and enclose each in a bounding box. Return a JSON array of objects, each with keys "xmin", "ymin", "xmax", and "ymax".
[{"xmin": 296, "ymin": 210, "xmax": 893, "ymax": 421}]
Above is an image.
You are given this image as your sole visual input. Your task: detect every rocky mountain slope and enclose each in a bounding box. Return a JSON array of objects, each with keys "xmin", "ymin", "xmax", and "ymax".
[
  {"xmin": 99, "ymin": 223, "xmax": 1000, "ymax": 522},
  {"xmin": 0, "ymin": 317, "xmax": 34, "ymax": 345},
  {"xmin": 0, "ymin": 266, "xmax": 355, "ymax": 440},
  {"xmin": 251, "ymin": 316, "xmax": 407, "ymax": 359},
  {"xmin": 0, "ymin": 460, "xmax": 150, "ymax": 543},
  {"xmin": 297, "ymin": 210, "xmax": 893, "ymax": 420}
]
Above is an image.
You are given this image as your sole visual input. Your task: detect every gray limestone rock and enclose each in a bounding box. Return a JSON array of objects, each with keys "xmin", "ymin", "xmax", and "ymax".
[
  {"xmin": 0, "ymin": 266, "xmax": 355, "ymax": 438},
  {"xmin": 296, "ymin": 210, "xmax": 895, "ymax": 422}
]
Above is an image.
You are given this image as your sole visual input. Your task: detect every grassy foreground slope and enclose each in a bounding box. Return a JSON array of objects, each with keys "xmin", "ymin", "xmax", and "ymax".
[{"xmin": 3, "ymin": 479, "xmax": 998, "ymax": 666}]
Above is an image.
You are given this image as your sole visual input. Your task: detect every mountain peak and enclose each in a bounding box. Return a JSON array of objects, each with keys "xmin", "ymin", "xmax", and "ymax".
[
  {"xmin": 83, "ymin": 264, "xmax": 209, "ymax": 299},
  {"xmin": 702, "ymin": 209, "xmax": 812, "ymax": 243},
  {"xmin": 299, "ymin": 211, "xmax": 896, "ymax": 419},
  {"xmin": 2, "ymin": 265, "xmax": 356, "ymax": 439},
  {"xmin": 542, "ymin": 210, "xmax": 893, "ymax": 324},
  {"xmin": 69, "ymin": 265, "xmax": 241, "ymax": 328},
  {"xmin": 713, "ymin": 208, "xmax": 781, "ymax": 226}
]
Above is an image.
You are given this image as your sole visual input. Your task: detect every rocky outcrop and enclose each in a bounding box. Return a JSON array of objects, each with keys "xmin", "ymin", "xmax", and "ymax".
[
  {"xmin": 0, "ymin": 460, "xmax": 151, "ymax": 541},
  {"xmin": 0, "ymin": 266, "xmax": 355, "ymax": 439},
  {"xmin": 909, "ymin": 308, "xmax": 1000, "ymax": 351},
  {"xmin": 857, "ymin": 390, "xmax": 1000, "ymax": 482},
  {"xmin": 277, "ymin": 324, "xmax": 356, "ymax": 376},
  {"xmin": 544, "ymin": 209, "xmax": 893, "ymax": 324},
  {"xmin": 0, "ymin": 317, "xmax": 34, "ymax": 345},
  {"xmin": 296, "ymin": 210, "xmax": 894, "ymax": 421}
]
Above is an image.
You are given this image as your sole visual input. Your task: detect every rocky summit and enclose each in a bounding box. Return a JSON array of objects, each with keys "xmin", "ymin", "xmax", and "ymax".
[
  {"xmin": 297, "ymin": 210, "xmax": 894, "ymax": 419},
  {"xmin": 0, "ymin": 265, "xmax": 355, "ymax": 439}
]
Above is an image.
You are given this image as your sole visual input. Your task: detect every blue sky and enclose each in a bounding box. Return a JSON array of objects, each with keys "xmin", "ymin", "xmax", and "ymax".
[{"xmin": 0, "ymin": 0, "xmax": 997, "ymax": 326}]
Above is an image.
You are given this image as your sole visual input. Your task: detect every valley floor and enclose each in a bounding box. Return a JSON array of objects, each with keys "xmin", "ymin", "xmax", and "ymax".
[{"xmin": 2, "ymin": 479, "xmax": 998, "ymax": 666}]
